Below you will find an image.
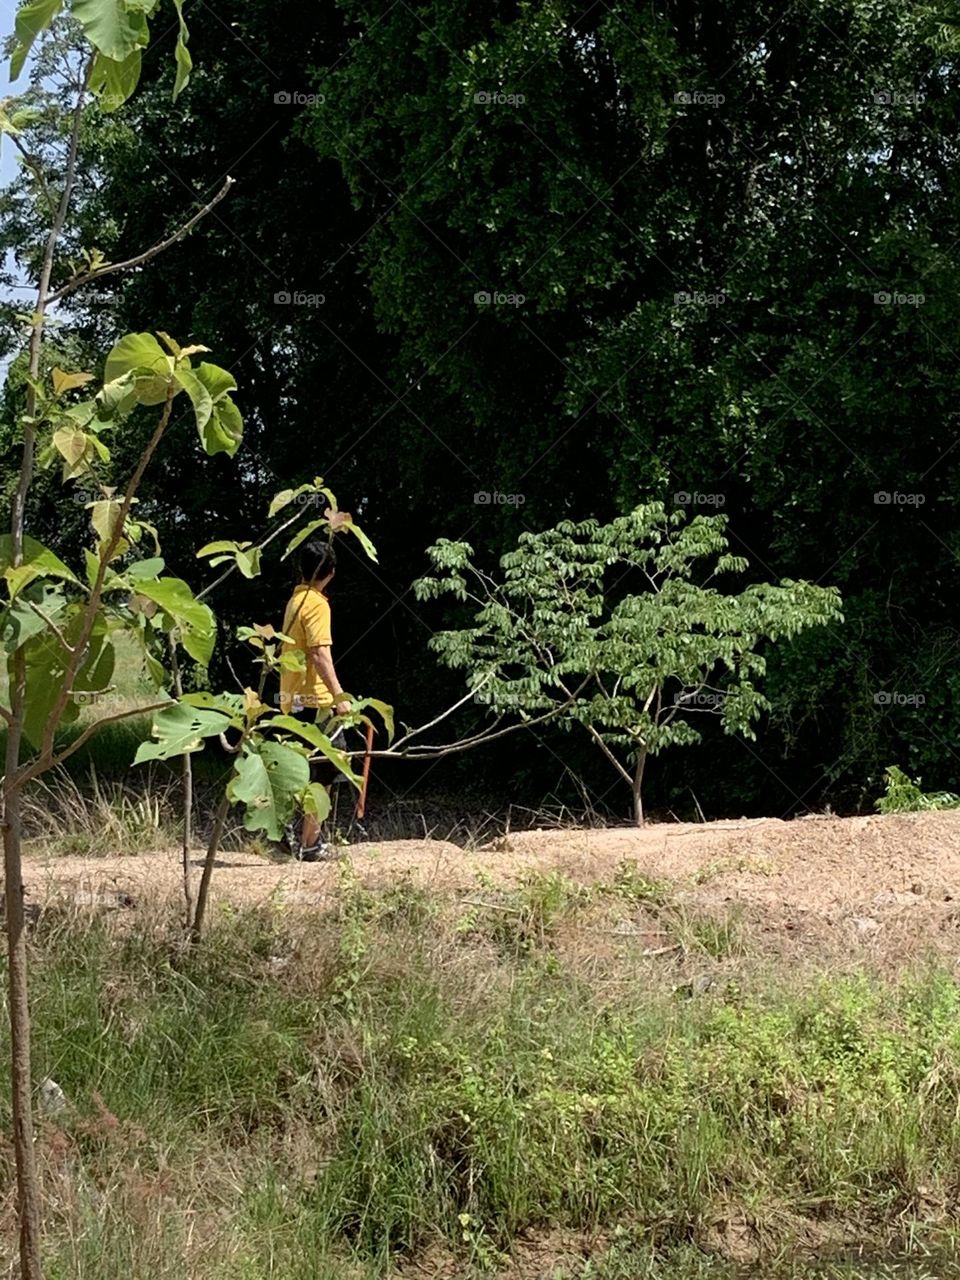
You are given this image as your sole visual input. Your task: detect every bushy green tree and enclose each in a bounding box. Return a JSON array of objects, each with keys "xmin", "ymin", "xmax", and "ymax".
[{"xmin": 416, "ymin": 503, "xmax": 843, "ymax": 823}]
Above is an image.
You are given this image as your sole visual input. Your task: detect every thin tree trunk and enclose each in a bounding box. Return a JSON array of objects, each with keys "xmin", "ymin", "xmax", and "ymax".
[
  {"xmin": 180, "ymin": 754, "xmax": 194, "ymax": 923},
  {"xmin": 167, "ymin": 633, "xmax": 194, "ymax": 928},
  {"xmin": 632, "ymin": 747, "xmax": 648, "ymax": 827},
  {"xmin": 0, "ymin": 55, "xmax": 92, "ymax": 1280},
  {"xmin": 3, "ymin": 712, "xmax": 42, "ymax": 1280},
  {"xmin": 190, "ymin": 793, "xmax": 229, "ymax": 944}
]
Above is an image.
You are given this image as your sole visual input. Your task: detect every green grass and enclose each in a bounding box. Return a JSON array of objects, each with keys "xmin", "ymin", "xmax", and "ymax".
[{"xmin": 4, "ymin": 877, "xmax": 960, "ymax": 1277}]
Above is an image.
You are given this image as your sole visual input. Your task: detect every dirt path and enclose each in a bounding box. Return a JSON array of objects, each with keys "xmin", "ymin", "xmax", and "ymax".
[{"xmin": 22, "ymin": 810, "xmax": 960, "ymax": 961}]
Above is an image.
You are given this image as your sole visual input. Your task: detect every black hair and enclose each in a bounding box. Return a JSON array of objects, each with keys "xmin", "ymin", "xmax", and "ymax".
[{"xmin": 295, "ymin": 537, "xmax": 337, "ymax": 584}]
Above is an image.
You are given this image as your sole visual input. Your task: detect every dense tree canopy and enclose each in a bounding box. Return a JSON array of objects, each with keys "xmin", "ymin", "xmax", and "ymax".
[{"xmin": 4, "ymin": 0, "xmax": 959, "ymax": 820}]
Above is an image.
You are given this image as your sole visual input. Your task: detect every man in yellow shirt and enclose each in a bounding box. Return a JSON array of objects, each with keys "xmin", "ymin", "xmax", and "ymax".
[{"xmin": 280, "ymin": 539, "xmax": 351, "ymax": 860}]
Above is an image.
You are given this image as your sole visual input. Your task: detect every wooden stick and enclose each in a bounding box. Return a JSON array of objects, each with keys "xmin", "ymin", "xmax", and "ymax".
[{"xmin": 356, "ymin": 722, "xmax": 375, "ymax": 819}]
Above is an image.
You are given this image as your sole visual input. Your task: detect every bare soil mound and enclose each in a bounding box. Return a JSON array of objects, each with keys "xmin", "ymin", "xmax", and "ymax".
[{"xmin": 21, "ymin": 810, "xmax": 960, "ymax": 963}]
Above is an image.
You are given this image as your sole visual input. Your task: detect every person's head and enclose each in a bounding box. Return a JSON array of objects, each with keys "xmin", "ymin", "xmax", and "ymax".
[{"xmin": 296, "ymin": 538, "xmax": 337, "ymax": 589}]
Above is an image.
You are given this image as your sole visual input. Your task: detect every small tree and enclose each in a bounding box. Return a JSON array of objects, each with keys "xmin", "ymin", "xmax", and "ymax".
[
  {"xmin": 415, "ymin": 502, "xmax": 843, "ymax": 824},
  {"xmin": 0, "ymin": 8, "xmax": 221, "ymax": 1275}
]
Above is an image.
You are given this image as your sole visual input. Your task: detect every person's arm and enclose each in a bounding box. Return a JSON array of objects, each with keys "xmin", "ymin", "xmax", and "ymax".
[{"xmin": 309, "ymin": 645, "xmax": 351, "ymax": 716}]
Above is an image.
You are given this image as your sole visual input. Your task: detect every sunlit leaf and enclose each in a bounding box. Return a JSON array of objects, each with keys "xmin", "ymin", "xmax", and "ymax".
[
  {"xmin": 73, "ymin": 0, "xmax": 149, "ymax": 63},
  {"xmin": 10, "ymin": 0, "xmax": 63, "ymax": 80},
  {"xmin": 133, "ymin": 700, "xmax": 231, "ymax": 763},
  {"xmin": 133, "ymin": 576, "xmax": 216, "ymax": 665},
  {"xmin": 171, "ymin": 0, "xmax": 192, "ymax": 98},
  {"xmin": 0, "ymin": 534, "xmax": 79, "ymax": 597},
  {"xmin": 227, "ymin": 741, "xmax": 310, "ymax": 840}
]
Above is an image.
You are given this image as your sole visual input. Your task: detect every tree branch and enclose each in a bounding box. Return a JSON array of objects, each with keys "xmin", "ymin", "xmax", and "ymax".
[
  {"xmin": 389, "ymin": 673, "xmax": 493, "ymax": 750},
  {"xmin": 17, "ymin": 386, "xmax": 177, "ymax": 786},
  {"xmin": 196, "ymin": 504, "xmax": 301, "ymax": 602},
  {"xmin": 353, "ymin": 677, "xmax": 593, "ymax": 761},
  {"xmin": 8, "ymin": 135, "xmax": 56, "ymax": 218},
  {"xmin": 45, "ymin": 176, "xmax": 235, "ymax": 306},
  {"xmin": 15, "ymin": 700, "xmax": 170, "ymax": 788},
  {"xmin": 23, "ymin": 600, "xmax": 73, "ymax": 653}
]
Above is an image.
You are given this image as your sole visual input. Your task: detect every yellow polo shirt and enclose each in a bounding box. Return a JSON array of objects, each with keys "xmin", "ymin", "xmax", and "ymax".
[{"xmin": 279, "ymin": 583, "xmax": 334, "ymax": 713}]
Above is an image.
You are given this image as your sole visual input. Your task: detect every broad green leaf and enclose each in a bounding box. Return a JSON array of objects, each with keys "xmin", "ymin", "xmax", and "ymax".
[
  {"xmin": 73, "ymin": 0, "xmax": 148, "ymax": 63},
  {"xmin": 194, "ymin": 361, "xmax": 236, "ymax": 403},
  {"xmin": 189, "ymin": 363, "xmax": 243, "ymax": 457},
  {"xmin": 52, "ymin": 427, "xmax": 96, "ymax": 480},
  {"xmin": 174, "ymin": 365, "xmax": 213, "ymax": 434},
  {"xmin": 83, "ymin": 547, "xmax": 100, "ymax": 589},
  {"xmin": 203, "ymin": 398, "xmax": 243, "ymax": 457},
  {"xmin": 10, "ymin": 0, "xmax": 63, "ymax": 80},
  {"xmin": 227, "ymin": 740, "xmax": 310, "ymax": 840},
  {"xmin": 236, "ymin": 547, "xmax": 261, "ymax": 578},
  {"xmin": 0, "ymin": 534, "xmax": 79, "ymax": 597},
  {"xmin": 268, "ymin": 487, "xmax": 301, "ymax": 517},
  {"xmin": 302, "ymin": 781, "xmax": 331, "ymax": 822},
  {"xmin": 89, "ymin": 47, "xmax": 141, "ymax": 112},
  {"xmin": 103, "ymin": 332, "xmax": 174, "ymax": 406},
  {"xmin": 180, "ymin": 690, "xmax": 244, "ymax": 720},
  {"xmin": 20, "ymin": 612, "xmax": 114, "ymax": 748},
  {"xmin": 127, "ymin": 556, "xmax": 164, "ymax": 582},
  {"xmin": 96, "ymin": 370, "xmax": 138, "ymax": 419},
  {"xmin": 133, "ymin": 700, "xmax": 230, "ymax": 764},
  {"xmin": 133, "ymin": 576, "xmax": 216, "ymax": 665},
  {"xmin": 129, "ymin": 517, "xmax": 160, "ymax": 554},
  {"xmin": 269, "ymin": 712, "xmax": 361, "ymax": 786},
  {"xmin": 197, "ymin": 541, "xmax": 260, "ymax": 578},
  {"xmin": 196, "ymin": 540, "xmax": 238, "ymax": 557},
  {"xmin": 1, "ymin": 583, "xmax": 66, "ymax": 654},
  {"xmin": 61, "ymin": 399, "xmax": 97, "ymax": 428},
  {"xmin": 172, "ymin": 0, "xmax": 192, "ymax": 98},
  {"xmin": 89, "ymin": 499, "xmax": 126, "ymax": 559}
]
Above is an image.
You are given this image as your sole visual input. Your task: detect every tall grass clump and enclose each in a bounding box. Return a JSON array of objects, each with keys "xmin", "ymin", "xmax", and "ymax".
[{"xmin": 2, "ymin": 883, "xmax": 960, "ymax": 1277}]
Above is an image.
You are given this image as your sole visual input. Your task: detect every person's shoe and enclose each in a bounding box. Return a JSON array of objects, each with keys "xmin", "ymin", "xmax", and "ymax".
[
  {"xmin": 284, "ymin": 815, "xmax": 303, "ymax": 854},
  {"xmin": 296, "ymin": 840, "xmax": 337, "ymax": 863}
]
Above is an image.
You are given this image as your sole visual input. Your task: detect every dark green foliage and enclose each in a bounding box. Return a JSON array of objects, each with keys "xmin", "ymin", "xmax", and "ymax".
[{"xmin": 3, "ymin": 1, "xmax": 959, "ymax": 818}]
